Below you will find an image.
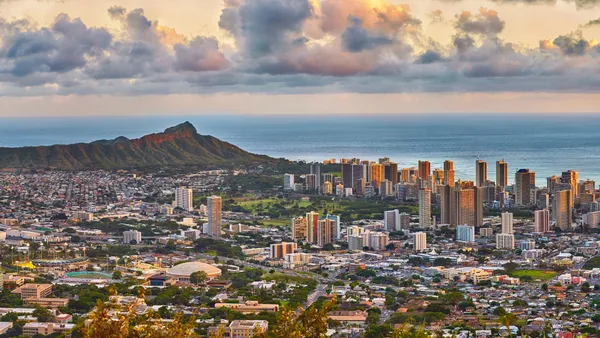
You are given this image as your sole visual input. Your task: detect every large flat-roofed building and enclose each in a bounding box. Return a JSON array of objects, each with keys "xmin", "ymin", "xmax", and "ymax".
[
  {"xmin": 12, "ymin": 284, "xmax": 52, "ymax": 299},
  {"xmin": 22, "ymin": 323, "xmax": 75, "ymax": 338},
  {"xmin": 215, "ymin": 301, "xmax": 279, "ymax": 314},
  {"xmin": 229, "ymin": 320, "xmax": 268, "ymax": 338},
  {"xmin": 24, "ymin": 297, "xmax": 69, "ymax": 309},
  {"xmin": 0, "ymin": 322, "xmax": 12, "ymax": 335}
]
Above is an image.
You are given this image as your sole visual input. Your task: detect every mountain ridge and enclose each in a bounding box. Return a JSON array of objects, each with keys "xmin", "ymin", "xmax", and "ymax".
[{"xmin": 0, "ymin": 122, "xmax": 273, "ymax": 170}]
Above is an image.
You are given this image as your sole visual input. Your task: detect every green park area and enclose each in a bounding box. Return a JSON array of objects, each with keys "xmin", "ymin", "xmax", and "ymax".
[
  {"xmin": 510, "ymin": 270, "xmax": 557, "ymax": 282},
  {"xmin": 231, "ymin": 196, "xmax": 418, "ymax": 223}
]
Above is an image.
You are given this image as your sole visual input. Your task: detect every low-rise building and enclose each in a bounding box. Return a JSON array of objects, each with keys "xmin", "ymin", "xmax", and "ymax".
[
  {"xmin": 12, "ymin": 284, "xmax": 52, "ymax": 299},
  {"xmin": 214, "ymin": 301, "xmax": 279, "ymax": 314},
  {"xmin": 22, "ymin": 323, "xmax": 75, "ymax": 338}
]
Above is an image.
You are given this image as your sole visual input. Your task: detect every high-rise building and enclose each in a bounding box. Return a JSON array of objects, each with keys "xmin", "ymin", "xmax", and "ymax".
[
  {"xmin": 317, "ymin": 219, "xmax": 336, "ymax": 247},
  {"xmin": 352, "ymin": 164, "xmax": 366, "ymax": 192},
  {"xmin": 384, "ymin": 209, "xmax": 400, "ymax": 231},
  {"xmin": 583, "ymin": 211, "xmax": 600, "ymax": 228},
  {"xmin": 323, "ymin": 173, "xmax": 334, "ymax": 183},
  {"xmin": 432, "ymin": 169, "xmax": 445, "ymax": 184},
  {"xmin": 291, "ymin": 217, "xmax": 307, "ymax": 241},
  {"xmin": 534, "ymin": 209, "xmax": 550, "ymax": 233},
  {"xmin": 476, "ymin": 160, "xmax": 487, "ymax": 187},
  {"xmin": 547, "ymin": 175, "xmax": 561, "ymax": 193},
  {"xmin": 456, "ymin": 225, "xmax": 475, "ymax": 242},
  {"xmin": 440, "ymin": 185, "xmax": 455, "ymax": 225},
  {"xmin": 474, "ymin": 187, "xmax": 484, "ymax": 227},
  {"xmin": 123, "ymin": 230, "xmax": 142, "ymax": 244},
  {"xmin": 283, "ymin": 174, "xmax": 295, "ymax": 191},
  {"xmin": 368, "ymin": 232, "xmax": 390, "ymax": 251},
  {"xmin": 369, "ymin": 163, "xmax": 384, "ymax": 187},
  {"xmin": 380, "ymin": 179, "xmax": 393, "ymax": 197},
  {"xmin": 348, "ymin": 235, "xmax": 364, "ymax": 251},
  {"xmin": 270, "ymin": 242, "xmax": 297, "ymax": 259},
  {"xmin": 419, "ymin": 188, "xmax": 432, "ymax": 228},
  {"xmin": 400, "ymin": 213, "xmax": 411, "ymax": 230},
  {"xmin": 444, "ymin": 160, "xmax": 455, "ymax": 187},
  {"xmin": 418, "ymin": 161, "xmax": 431, "ymax": 179},
  {"xmin": 326, "ymin": 214, "xmax": 341, "ymax": 240},
  {"xmin": 207, "ymin": 196, "xmax": 222, "ymax": 238},
  {"xmin": 496, "ymin": 233, "xmax": 515, "ymax": 249},
  {"xmin": 501, "ymin": 212, "xmax": 513, "ymax": 234},
  {"xmin": 561, "ymin": 170, "xmax": 579, "ymax": 202},
  {"xmin": 175, "ymin": 187, "xmax": 193, "ymax": 212},
  {"xmin": 385, "ymin": 162, "xmax": 399, "ymax": 186},
  {"xmin": 355, "ymin": 178, "xmax": 366, "ymax": 196},
  {"xmin": 515, "ymin": 169, "xmax": 536, "ymax": 206},
  {"xmin": 444, "ymin": 160, "xmax": 454, "ymax": 172},
  {"xmin": 579, "ymin": 179, "xmax": 596, "ymax": 195},
  {"xmin": 322, "ymin": 181, "xmax": 333, "ymax": 195},
  {"xmin": 413, "ymin": 232, "xmax": 427, "ymax": 251},
  {"xmin": 553, "ymin": 189, "xmax": 573, "ymax": 230},
  {"xmin": 310, "ymin": 163, "xmax": 321, "ymax": 192},
  {"xmin": 306, "ymin": 211, "xmax": 319, "ymax": 243},
  {"xmin": 341, "ymin": 163, "xmax": 353, "ymax": 188},
  {"xmin": 456, "ymin": 187, "xmax": 475, "ymax": 227},
  {"xmin": 305, "ymin": 174, "xmax": 317, "ymax": 191},
  {"xmin": 496, "ymin": 160, "xmax": 508, "ymax": 189}
]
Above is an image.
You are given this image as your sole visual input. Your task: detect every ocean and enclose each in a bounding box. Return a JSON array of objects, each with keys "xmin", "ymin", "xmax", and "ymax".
[{"xmin": 0, "ymin": 114, "xmax": 598, "ymax": 186}]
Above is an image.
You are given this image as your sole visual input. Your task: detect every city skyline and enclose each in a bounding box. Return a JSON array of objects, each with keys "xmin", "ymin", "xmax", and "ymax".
[{"xmin": 0, "ymin": 0, "xmax": 599, "ymax": 115}]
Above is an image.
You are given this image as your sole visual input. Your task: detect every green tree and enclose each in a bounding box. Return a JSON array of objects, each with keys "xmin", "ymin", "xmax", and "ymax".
[
  {"xmin": 190, "ymin": 271, "xmax": 209, "ymax": 286},
  {"xmin": 112, "ymin": 270, "xmax": 122, "ymax": 280}
]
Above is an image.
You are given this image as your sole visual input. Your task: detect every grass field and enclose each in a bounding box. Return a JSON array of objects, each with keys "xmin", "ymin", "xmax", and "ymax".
[
  {"xmin": 510, "ymin": 270, "xmax": 557, "ymax": 282},
  {"xmin": 260, "ymin": 219, "xmax": 290, "ymax": 227}
]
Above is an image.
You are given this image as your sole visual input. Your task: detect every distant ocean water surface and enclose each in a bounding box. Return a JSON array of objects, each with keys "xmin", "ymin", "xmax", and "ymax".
[{"xmin": 1, "ymin": 114, "xmax": 599, "ymax": 187}]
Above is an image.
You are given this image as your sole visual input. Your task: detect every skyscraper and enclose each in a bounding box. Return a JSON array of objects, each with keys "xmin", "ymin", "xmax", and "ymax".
[
  {"xmin": 322, "ymin": 181, "xmax": 333, "ymax": 195},
  {"xmin": 385, "ymin": 162, "xmax": 399, "ymax": 186},
  {"xmin": 310, "ymin": 163, "xmax": 321, "ymax": 192},
  {"xmin": 317, "ymin": 219, "xmax": 336, "ymax": 247},
  {"xmin": 554, "ymin": 189, "xmax": 573, "ymax": 230},
  {"xmin": 501, "ymin": 212, "xmax": 513, "ymax": 234},
  {"xmin": 207, "ymin": 196, "xmax": 222, "ymax": 238},
  {"xmin": 496, "ymin": 160, "xmax": 508, "ymax": 189},
  {"xmin": 306, "ymin": 211, "xmax": 319, "ymax": 244},
  {"xmin": 561, "ymin": 170, "xmax": 579, "ymax": 203},
  {"xmin": 440, "ymin": 185, "xmax": 454, "ymax": 225},
  {"xmin": 418, "ymin": 161, "xmax": 431, "ymax": 179},
  {"xmin": 326, "ymin": 214, "xmax": 341, "ymax": 240},
  {"xmin": 456, "ymin": 187, "xmax": 475, "ymax": 227},
  {"xmin": 444, "ymin": 160, "xmax": 454, "ymax": 172},
  {"xmin": 419, "ymin": 188, "xmax": 431, "ymax": 228},
  {"xmin": 175, "ymin": 187, "xmax": 193, "ymax": 212},
  {"xmin": 534, "ymin": 209, "xmax": 550, "ymax": 233},
  {"xmin": 476, "ymin": 160, "xmax": 487, "ymax": 187},
  {"xmin": 515, "ymin": 169, "xmax": 536, "ymax": 206},
  {"xmin": 384, "ymin": 209, "xmax": 400, "ymax": 231},
  {"xmin": 370, "ymin": 163, "xmax": 384, "ymax": 187},
  {"xmin": 341, "ymin": 163, "xmax": 353, "ymax": 188},
  {"xmin": 414, "ymin": 232, "xmax": 427, "ymax": 251},
  {"xmin": 352, "ymin": 164, "xmax": 366, "ymax": 191},
  {"xmin": 547, "ymin": 175, "xmax": 561, "ymax": 193},
  {"xmin": 305, "ymin": 174, "xmax": 317, "ymax": 191}
]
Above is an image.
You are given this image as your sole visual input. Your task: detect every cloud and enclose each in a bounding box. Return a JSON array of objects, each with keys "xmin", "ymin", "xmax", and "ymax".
[
  {"xmin": 341, "ymin": 16, "xmax": 394, "ymax": 52},
  {"xmin": 435, "ymin": 0, "xmax": 600, "ymax": 10},
  {"xmin": 0, "ymin": 0, "xmax": 599, "ymax": 96},
  {"xmin": 456, "ymin": 8, "xmax": 505, "ymax": 37}
]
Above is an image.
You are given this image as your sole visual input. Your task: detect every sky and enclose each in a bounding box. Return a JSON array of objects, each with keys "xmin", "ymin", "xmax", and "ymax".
[{"xmin": 0, "ymin": 0, "xmax": 599, "ymax": 116}]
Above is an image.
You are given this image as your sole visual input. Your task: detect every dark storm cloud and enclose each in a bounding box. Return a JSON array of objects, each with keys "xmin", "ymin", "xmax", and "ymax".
[
  {"xmin": 219, "ymin": 0, "xmax": 313, "ymax": 57},
  {"xmin": 552, "ymin": 34, "xmax": 591, "ymax": 55},
  {"xmin": 0, "ymin": 14, "xmax": 112, "ymax": 77},
  {"xmin": 341, "ymin": 16, "xmax": 394, "ymax": 52}
]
